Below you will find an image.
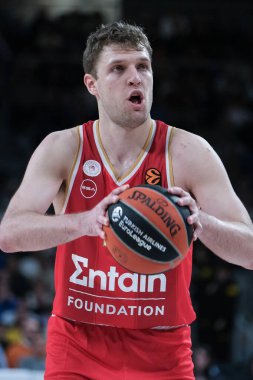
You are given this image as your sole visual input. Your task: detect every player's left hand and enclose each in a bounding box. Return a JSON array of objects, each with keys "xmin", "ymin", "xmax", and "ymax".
[{"xmin": 168, "ymin": 186, "xmax": 202, "ymax": 241}]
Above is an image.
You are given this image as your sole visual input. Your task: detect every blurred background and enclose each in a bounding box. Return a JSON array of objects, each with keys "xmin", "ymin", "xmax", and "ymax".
[{"xmin": 0, "ymin": 0, "xmax": 253, "ymax": 379}]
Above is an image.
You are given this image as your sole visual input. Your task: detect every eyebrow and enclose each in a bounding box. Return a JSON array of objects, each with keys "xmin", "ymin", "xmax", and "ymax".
[{"xmin": 108, "ymin": 57, "xmax": 151, "ymax": 65}]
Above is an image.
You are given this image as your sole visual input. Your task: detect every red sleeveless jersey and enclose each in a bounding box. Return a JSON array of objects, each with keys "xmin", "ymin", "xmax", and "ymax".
[{"xmin": 52, "ymin": 120, "xmax": 196, "ymax": 329}]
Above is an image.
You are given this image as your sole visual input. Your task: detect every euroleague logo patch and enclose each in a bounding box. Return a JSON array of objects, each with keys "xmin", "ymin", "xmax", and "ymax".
[
  {"xmin": 111, "ymin": 206, "xmax": 123, "ymax": 222},
  {"xmin": 145, "ymin": 168, "xmax": 162, "ymax": 185},
  {"xmin": 80, "ymin": 179, "xmax": 97, "ymax": 198},
  {"xmin": 83, "ymin": 160, "xmax": 101, "ymax": 177}
]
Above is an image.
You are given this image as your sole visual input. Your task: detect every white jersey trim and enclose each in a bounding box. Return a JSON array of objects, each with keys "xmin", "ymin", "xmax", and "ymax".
[
  {"xmin": 93, "ymin": 120, "xmax": 157, "ymax": 186},
  {"xmin": 61, "ymin": 125, "xmax": 84, "ymax": 214},
  {"xmin": 165, "ymin": 125, "xmax": 173, "ymax": 188}
]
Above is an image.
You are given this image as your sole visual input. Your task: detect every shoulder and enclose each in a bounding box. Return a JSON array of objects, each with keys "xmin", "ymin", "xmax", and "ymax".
[
  {"xmin": 42, "ymin": 127, "xmax": 79, "ymax": 152},
  {"xmin": 170, "ymin": 127, "xmax": 224, "ymax": 189},
  {"xmin": 171, "ymin": 127, "xmax": 211, "ymax": 153},
  {"xmin": 29, "ymin": 126, "xmax": 80, "ymax": 180},
  {"xmin": 37, "ymin": 127, "xmax": 79, "ymax": 161},
  {"xmin": 171, "ymin": 127, "xmax": 217, "ymax": 165}
]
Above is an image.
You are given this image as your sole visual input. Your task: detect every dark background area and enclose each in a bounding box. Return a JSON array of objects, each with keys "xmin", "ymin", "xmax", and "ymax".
[{"xmin": 0, "ymin": 1, "xmax": 253, "ymax": 378}]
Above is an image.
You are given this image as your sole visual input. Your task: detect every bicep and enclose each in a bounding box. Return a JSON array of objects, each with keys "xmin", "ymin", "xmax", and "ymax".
[
  {"xmin": 5, "ymin": 135, "xmax": 66, "ymax": 217},
  {"xmin": 190, "ymin": 142, "xmax": 251, "ymax": 224},
  {"xmin": 10, "ymin": 168, "xmax": 62, "ymax": 216}
]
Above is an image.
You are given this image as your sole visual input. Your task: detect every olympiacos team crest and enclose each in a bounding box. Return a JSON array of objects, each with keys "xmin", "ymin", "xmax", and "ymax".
[{"xmin": 83, "ymin": 160, "xmax": 101, "ymax": 177}]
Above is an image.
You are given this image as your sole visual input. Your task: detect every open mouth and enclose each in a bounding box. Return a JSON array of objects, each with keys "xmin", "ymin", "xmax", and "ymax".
[
  {"xmin": 129, "ymin": 95, "xmax": 142, "ymax": 104},
  {"xmin": 128, "ymin": 92, "xmax": 143, "ymax": 105}
]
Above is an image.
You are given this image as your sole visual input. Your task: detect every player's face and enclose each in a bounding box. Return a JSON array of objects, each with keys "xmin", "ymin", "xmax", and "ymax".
[{"xmin": 89, "ymin": 44, "xmax": 153, "ymax": 128}]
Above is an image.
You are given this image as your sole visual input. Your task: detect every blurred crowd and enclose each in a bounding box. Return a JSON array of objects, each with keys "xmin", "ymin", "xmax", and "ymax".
[{"xmin": 0, "ymin": 2, "xmax": 253, "ymax": 378}]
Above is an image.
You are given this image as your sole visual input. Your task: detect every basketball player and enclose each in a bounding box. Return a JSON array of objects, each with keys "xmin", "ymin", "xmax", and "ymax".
[{"xmin": 0, "ymin": 21, "xmax": 252, "ymax": 380}]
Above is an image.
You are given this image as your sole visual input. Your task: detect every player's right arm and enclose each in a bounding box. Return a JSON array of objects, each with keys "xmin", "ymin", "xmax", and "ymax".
[{"xmin": 0, "ymin": 129, "xmax": 128, "ymax": 253}]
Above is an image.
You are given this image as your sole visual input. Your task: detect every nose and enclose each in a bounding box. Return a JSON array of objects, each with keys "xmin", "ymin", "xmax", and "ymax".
[{"xmin": 127, "ymin": 67, "xmax": 141, "ymax": 86}]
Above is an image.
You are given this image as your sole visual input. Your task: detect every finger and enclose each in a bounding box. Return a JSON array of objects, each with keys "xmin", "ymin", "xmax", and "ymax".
[
  {"xmin": 193, "ymin": 223, "xmax": 203, "ymax": 241},
  {"xmin": 96, "ymin": 223, "xmax": 105, "ymax": 239},
  {"xmin": 186, "ymin": 211, "xmax": 202, "ymax": 241},
  {"xmin": 99, "ymin": 230, "xmax": 105, "ymax": 239},
  {"xmin": 168, "ymin": 186, "xmax": 187, "ymax": 196},
  {"xmin": 99, "ymin": 231, "xmax": 105, "ymax": 239},
  {"xmin": 101, "ymin": 193, "xmax": 120, "ymax": 209},
  {"xmin": 193, "ymin": 231, "xmax": 198, "ymax": 241},
  {"xmin": 97, "ymin": 215, "xmax": 109, "ymax": 226},
  {"xmin": 112, "ymin": 184, "xmax": 129, "ymax": 195},
  {"xmin": 177, "ymin": 195, "xmax": 192, "ymax": 207},
  {"xmin": 187, "ymin": 213, "xmax": 199, "ymax": 225},
  {"xmin": 101, "ymin": 184, "xmax": 130, "ymax": 210}
]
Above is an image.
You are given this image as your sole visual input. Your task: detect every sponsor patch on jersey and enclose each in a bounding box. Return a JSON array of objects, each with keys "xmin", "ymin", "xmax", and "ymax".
[
  {"xmin": 83, "ymin": 160, "xmax": 101, "ymax": 177},
  {"xmin": 80, "ymin": 179, "xmax": 97, "ymax": 198},
  {"xmin": 145, "ymin": 168, "xmax": 162, "ymax": 185}
]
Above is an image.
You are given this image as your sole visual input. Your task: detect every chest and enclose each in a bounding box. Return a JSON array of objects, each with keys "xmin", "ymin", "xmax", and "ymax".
[{"xmin": 62, "ymin": 120, "xmax": 174, "ymax": 214}]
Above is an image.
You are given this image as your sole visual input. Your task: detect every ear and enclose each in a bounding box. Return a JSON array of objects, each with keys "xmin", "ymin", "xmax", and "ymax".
[{"xmin": 84, "ymin": 74, "xmax": 98, "ymax": 96}]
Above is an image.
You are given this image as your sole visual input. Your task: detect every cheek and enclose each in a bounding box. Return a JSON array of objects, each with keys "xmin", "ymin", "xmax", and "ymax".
[
  {"xmin": 105, "ymin": 86, "xmax": 122, "ymax": 105},
  {"xmin": 100, "ymin": 83, "xmax": 117, "ymax": 99},
  {"xmin": 148, "ymin": 77, "xmax": 153, "ymax": 91},
  {"xmin": 148, "ymin": 82, "xmax": 154, "ymax": 101},
  {"xmin": 100, "ymin": 89, "xmax": 121, "ymax": 112}
]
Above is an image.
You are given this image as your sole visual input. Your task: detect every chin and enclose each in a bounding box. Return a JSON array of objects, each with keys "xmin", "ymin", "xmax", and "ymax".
[
  {"xmin": 124, "ymin": 111, "xmax": 149, "ymax": 128},
  {"xmin": 123, "ymin": 117, "xmax": 147, "ymax": 129}
]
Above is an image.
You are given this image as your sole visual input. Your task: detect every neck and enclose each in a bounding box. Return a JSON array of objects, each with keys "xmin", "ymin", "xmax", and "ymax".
[
  {"xmin": 99, "ymin": 117, "xmax": 152, "ymax": 159},
  {"xmin": 97, "ymin": 117, "xmax": 153, "ymax": 178}
]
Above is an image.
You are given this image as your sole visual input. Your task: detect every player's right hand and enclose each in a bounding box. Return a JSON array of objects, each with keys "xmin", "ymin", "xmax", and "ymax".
[{"xmin": 83, "ymin": 184, "xmax": 129, "ymax": 239}]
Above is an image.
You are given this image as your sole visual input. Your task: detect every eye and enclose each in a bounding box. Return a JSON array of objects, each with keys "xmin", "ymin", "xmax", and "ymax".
[
  {"xmin": 112, "ymin": 65, "xmax": 124, "ymax": 73},
  {"xmin": 137, "ymin": 63, "xmax": 149, "ymax": 71}
]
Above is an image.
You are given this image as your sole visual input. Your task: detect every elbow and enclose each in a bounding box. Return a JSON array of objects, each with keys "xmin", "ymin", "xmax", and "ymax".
[
  {"xmin": 0, "ymin": 226, "xmax": 18, "ymax": 253},
  {"xmin": 243, "ymin": 261, "xmax": 253, "ymax": 271},
  {"xmin": 239, "ymin": 254, "xmax": 253, "ymax": 270}
]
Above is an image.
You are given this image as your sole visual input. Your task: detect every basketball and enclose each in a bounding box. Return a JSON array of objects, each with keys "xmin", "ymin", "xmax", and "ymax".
[{"xmin": 103, "ymin": 184, "xmax": 193, "ymax": 274}]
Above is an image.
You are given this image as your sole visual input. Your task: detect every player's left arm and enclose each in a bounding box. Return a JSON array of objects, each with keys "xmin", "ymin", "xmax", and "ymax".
[{"xmin": 170, "ymin": 130, "xmax": 253, "ymax": 269}]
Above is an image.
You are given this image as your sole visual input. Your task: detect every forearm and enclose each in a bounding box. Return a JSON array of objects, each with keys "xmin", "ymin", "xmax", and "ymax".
[
  {"xmin": 198, "ymin": 210, "xmax": 253, "ymax": 269},
  {"xmin": 0, "ymin": 211, "xmax": 88, "ymax": 253}
]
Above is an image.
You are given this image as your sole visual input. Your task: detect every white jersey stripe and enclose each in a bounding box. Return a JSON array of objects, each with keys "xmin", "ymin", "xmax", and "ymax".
[
  {"xmin": 165, "ymin": 125, "xmax": 173, "ymax": 188},
  {"xmin": 61, "ymin": 125, "xmax": 84, "ymax": 214},
  {"xmin": 93, "ymin": 120, "xmax": 157, "ymax": 186}
]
